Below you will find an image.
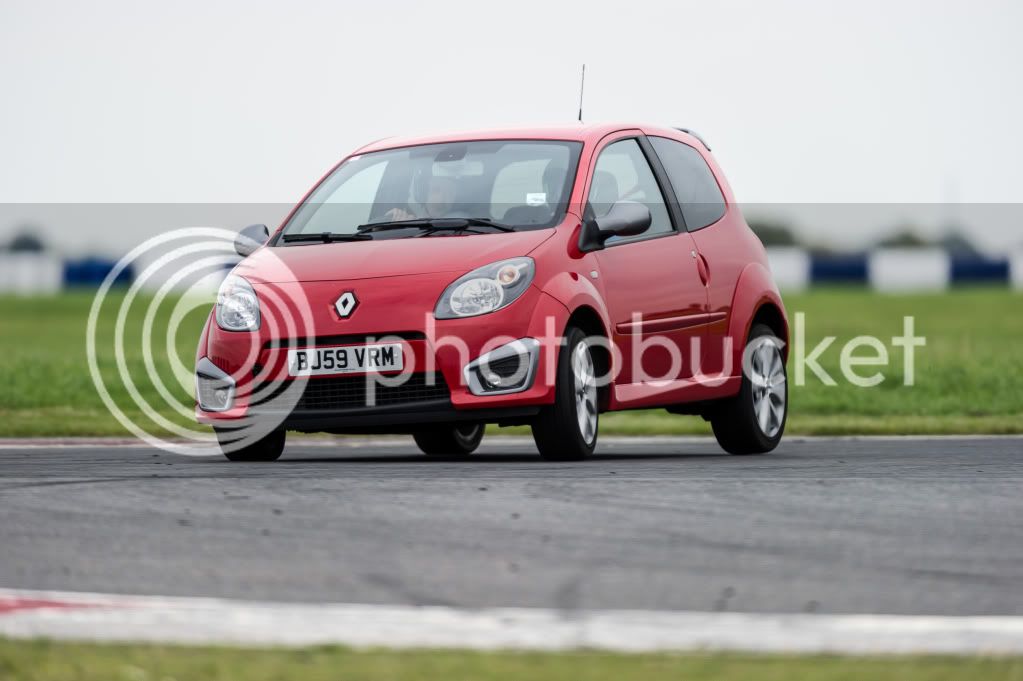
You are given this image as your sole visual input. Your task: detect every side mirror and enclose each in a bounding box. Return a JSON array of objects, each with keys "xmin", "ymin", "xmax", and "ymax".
[
  {"xmin": 578, "ymin": 201, "xmax": 652, "ymax": 251},
  {"xmin": 234, "ymin": 224, "xmax": 269, "ymax": 258}
]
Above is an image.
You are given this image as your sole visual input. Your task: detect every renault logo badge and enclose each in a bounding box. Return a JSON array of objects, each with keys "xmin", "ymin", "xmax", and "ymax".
[{"xmin": 335, "ymin": 291, "xmax": 358, "ymax": 318}]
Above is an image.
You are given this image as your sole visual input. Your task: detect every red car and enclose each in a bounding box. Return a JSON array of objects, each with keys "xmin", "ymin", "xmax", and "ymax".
[{"xmin": 195, "ymin": 124, "xmax": 788, "ymax": 462}]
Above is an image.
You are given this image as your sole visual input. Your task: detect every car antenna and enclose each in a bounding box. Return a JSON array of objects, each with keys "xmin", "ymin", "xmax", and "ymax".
[{"xmin": 577, "ymin": 64, "xmax": 586, "ymax": 123}]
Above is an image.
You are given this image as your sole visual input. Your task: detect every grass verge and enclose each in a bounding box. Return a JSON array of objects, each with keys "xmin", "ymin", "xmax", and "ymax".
[
  {"xmin": 1, "ymin": 639, "xmax": 1021, "ymax": 681},
  {"xmin": 0, "ymin": 288, "xmax": 1020, "ymax": 437}
]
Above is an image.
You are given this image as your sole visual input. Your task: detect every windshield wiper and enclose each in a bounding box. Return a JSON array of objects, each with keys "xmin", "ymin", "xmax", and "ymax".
[
  {"xmin": 454, "ymin": 217, "xmax": 516, "ymax": 232},
  {"xmin": 357, "ymin": 218, "xmax": 515, "ymax": 234},
  {"xmin": 281, "ymin": 232, "xmax": 373, "ymax": 244}
]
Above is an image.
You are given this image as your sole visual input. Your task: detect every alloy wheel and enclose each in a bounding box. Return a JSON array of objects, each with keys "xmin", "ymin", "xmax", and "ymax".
[
  {"xmin": 572, "ymin": 341, "xmax": 598, "ymax": 445},
  {"xmin": 749, "ymin": 338, "xmax": 787, "ymax": 438}
]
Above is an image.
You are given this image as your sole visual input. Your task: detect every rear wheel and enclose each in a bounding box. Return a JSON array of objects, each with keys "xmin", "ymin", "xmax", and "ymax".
[
  {"xmin": 215, "ymin": 428, "xmax": 286, "ymax": 462},
  {"xmin": 711, "ymin": 323, "xmax": 787, "ymax": 454},
  {"xmin": 413, "ymin": 423, "xmax": 484, "ymax": 458},
  {"xmin": 531, "ymin": 326, "xmax": 598, "ymax": 461}
]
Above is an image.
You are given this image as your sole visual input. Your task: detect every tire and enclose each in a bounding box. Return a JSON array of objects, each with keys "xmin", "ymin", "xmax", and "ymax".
[
  {"xmin": 413, "ymin": 423, "xmax": 484, "ymax": 458},
  {"xmin": 531, "ymin": 326, "xmax": 598, "ymax": 461},
  {"xmin": 216, "ymin": 428, "xmax": 286, "ymax": 462},
  {"xmin": 711, "ymin": 323, "xmax": 787, "ymax": 455}
]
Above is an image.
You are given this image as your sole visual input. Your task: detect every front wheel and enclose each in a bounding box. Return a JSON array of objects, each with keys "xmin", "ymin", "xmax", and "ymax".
[
  {"xmin": 413, "ymin": 423, "xmax": 484, "ymax": 458},
  {"xmin": 710, "ymin": 323, "xmax": 787, "ymax": 454},
  {"xmin": 531, "ymin": 326, "xmax": 598, "ymax": 461},
  {"xmin": 215, "ymin": 428, "xmax": 286, "ymax": 462}
]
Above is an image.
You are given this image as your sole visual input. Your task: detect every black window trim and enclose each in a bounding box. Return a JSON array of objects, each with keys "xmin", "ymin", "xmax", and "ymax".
[
  {"xmin": 583, "ymin": 134, "xmax": 688, "ymax": 250},
  {"xmin": 646, "ymin": 134, "xmax": 728, "ymax": 233},
  {"xmin": 637, "ymin": 135, "xmax": 689, "ymax": 234}
]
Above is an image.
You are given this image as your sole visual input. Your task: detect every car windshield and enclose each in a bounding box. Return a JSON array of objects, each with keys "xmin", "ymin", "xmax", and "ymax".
[{"xmin": 278, "ymin": 140, "xmax": 582, "ymax": 242}]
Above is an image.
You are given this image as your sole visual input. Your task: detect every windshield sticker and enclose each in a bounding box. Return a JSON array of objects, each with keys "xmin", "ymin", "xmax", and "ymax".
[{"xmin": 526, "ymin": 192, "xmax": 547, "ymax": 206}]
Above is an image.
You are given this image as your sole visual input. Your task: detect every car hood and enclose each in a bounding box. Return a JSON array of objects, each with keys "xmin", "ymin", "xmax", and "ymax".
[{"xmin": 235, "ymin": 229, "xmax": 556, "ymax": 284}]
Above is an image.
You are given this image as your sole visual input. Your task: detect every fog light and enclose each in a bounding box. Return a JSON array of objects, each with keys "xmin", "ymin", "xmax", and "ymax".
[
  {"xmin": 464, "ymin": 338, "xmax": 540, "ymax": 396},
  {"xmin": 196, "ymin": 357, "xmax": 236, "ymax": 412}
]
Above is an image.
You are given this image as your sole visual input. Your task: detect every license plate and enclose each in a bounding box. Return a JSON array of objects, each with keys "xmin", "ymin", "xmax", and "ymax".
[{"xmin": 287, "ymin": 343, "xmax": 404, "ymax": 377}]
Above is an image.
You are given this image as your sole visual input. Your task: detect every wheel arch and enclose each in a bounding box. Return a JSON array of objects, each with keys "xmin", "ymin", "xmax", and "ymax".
[
  {"xmin": 538, "ymin": 270, "xmax": 614, "ymax": 360},
  {"xmin": 751, "ymin": 302, "xmax": 789, "ymax": 360},
  {"xmin": 565, "ymin": 303, "xmax": 607, "ymax": 338},
  {"xmin": 727, "ymin": 263, "xmax": 790, "ymax": 366}
]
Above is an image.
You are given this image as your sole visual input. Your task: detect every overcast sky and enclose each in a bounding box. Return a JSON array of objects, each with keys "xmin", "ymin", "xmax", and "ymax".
[{"xmin": 1, "ymin": 0, "xmax": 1021, "ymax": 252}]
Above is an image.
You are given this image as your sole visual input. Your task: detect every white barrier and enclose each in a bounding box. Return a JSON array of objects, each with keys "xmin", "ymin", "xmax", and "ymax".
[
  {"xmin": 765, "ymin": 247, "xmax": 810, "ymax": 291},
  {"xmin": 868, "ymin": 248, "xmax": 949, "ymax": 292},
  {"xmin": 0, "ymin": 252, "xmax": 63, "ymax": 294},
  {"xmin": 1011, "ymin": 251, "xmax": 1023, "ymax": 290}
]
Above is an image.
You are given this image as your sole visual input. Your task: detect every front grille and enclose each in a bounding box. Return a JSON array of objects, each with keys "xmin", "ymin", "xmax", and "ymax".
[{"xmin": 253, "ymin": 372, "xmax": 450, "ymax": 413}]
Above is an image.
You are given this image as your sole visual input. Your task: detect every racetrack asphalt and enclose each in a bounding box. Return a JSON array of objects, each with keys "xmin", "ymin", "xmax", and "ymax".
[{"xmin": 1, "ymin": 436, "xmax": 1021, "ymax": 617}]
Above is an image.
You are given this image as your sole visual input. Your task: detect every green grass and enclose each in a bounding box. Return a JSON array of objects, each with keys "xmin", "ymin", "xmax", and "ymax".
[
  {"xmin": 0, "ymin": 288, "xmax": 1020, "ymax": 437},
  {"xmin": 0, "ymin": 290, "xmax": 209, "ymax": 438},
  {"xmin": 1, "ymin": 639, "xmax": 1020, "ymax": 681}
]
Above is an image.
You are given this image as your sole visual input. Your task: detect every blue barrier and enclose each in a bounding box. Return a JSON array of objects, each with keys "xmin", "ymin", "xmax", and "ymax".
[
  {"xmin": 809, "ymin": 253, "xmax": 868, "ymax": 284},
  {"xmin": 63, "ymin": 258, "xmax": 134, "ymax": 286},
  {"xmin": 949, "ymin": 257, "xmax": 1010, "ymax": 283}
]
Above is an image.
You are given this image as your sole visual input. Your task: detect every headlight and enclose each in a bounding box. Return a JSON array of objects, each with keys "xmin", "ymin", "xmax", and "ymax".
[
  {"xmin": 216, "ymin": 275, "xmax": 261, "ymax": 331},
  {"xmin": 435, "ymin": 257, "xmax": 535, "ymax": 319}
]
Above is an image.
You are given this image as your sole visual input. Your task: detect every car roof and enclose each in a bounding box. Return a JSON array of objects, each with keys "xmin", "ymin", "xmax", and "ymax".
[{"xmin": 353, "ymin": 123, "xmax": 708, "ymax": 155}]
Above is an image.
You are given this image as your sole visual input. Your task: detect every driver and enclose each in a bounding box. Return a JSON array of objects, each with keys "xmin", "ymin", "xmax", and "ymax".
[{"xmin": 384, "ymin": 173, "xmax": 457, "ymax": 222}]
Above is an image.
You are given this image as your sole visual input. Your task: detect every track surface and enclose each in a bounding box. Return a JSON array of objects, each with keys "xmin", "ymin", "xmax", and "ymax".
[{"xmin": 1, "ymin": 437, "xmax": 1021, "ymax": 616}]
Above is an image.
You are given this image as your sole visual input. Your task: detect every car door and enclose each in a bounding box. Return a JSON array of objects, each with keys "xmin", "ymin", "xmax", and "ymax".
[
  {"xmin": 587, "ymin": 134, "xmax": 708, "ymax": 389},
  {"xmin": 645, "ymin": 135, "xmax": 733, "ymax": 378}
]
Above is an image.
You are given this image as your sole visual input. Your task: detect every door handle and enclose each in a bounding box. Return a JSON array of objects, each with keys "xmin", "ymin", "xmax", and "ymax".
[{"xmin": 696, "ymin": 252, "xmax": 709, "ymax": 285}]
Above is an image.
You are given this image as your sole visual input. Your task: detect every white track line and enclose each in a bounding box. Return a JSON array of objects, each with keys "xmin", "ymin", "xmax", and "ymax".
[{"xmin": 2, "ymin": 588, "xmax": 1022, "ymax": 654}]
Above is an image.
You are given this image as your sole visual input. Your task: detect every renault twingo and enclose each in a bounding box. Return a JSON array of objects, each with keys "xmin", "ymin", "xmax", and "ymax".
[{"xmin": 196, "ymin": 124, "xmax": 788, "ymax": 461}]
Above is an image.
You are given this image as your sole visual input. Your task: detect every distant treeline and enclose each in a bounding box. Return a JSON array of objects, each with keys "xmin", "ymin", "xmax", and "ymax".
[{"xmin": 749, "ymin": 219, "xmax": 983, "ymax": 256}]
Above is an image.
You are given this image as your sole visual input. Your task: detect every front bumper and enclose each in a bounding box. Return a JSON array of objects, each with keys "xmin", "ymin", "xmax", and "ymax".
[
  {"xmin": 195, "ymin": 278, "xmax": 569, "ymax": 432},
  {"xmin": 275, "ymin": 403, "xmax": 540, "ymax": 434}
]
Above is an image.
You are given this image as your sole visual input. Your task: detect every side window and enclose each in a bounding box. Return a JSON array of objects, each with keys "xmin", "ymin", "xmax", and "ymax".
[
  {"xmin": 587, "ymin": 139, "xmax": 672, "ymax": 240},
  {"xmin": 648, "ymin": 136, "xmax": 726, "ymax": 230}
]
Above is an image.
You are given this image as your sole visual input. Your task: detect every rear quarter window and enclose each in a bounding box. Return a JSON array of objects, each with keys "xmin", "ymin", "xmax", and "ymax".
[{"xmin": 649, "ymin": 136, "xmax": 726, "ymax": 230}]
